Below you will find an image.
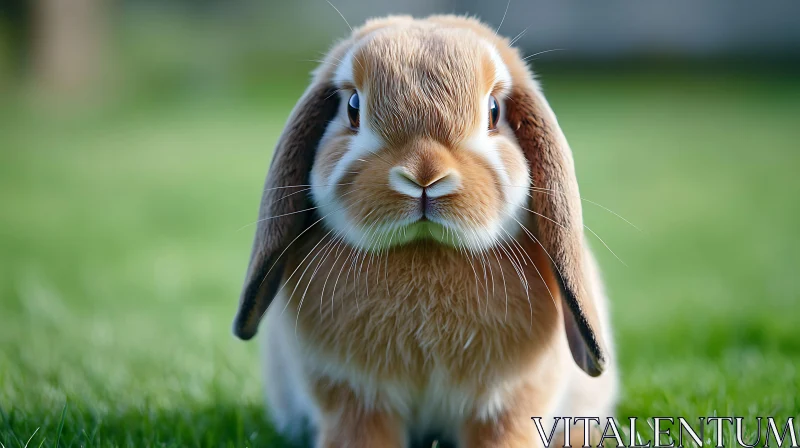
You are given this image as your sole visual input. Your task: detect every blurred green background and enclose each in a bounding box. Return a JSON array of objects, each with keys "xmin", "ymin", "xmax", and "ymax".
[{"xmin": 1, "ymin": 0, "xmax": 799, "ymax": 446}]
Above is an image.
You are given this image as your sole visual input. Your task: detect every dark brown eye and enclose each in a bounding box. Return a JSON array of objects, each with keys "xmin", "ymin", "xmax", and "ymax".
[
  {"xmin": 347, "ymin": 92, "xmax": 360, "ymax": 129},
  {"xmin": 488, "ymin": 95, "xmax": 500, "ymax": 131}
]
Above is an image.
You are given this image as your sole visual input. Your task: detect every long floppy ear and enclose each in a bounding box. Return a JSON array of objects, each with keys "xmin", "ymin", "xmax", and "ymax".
[
  {"xmin": 232, "ymin": 81, "xmax": 340, "ymax": 340},
  {"xmin": 506, "ymin": 79, "xmax": 608, "ymax": 377}
]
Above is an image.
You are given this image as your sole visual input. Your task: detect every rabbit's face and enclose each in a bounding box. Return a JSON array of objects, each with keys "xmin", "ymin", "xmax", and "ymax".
[{"xmin": 310, "ymin": 25, "xmax": 530, "ymax": 252}]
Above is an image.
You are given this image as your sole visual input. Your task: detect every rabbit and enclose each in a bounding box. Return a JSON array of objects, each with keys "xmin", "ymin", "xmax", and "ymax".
[{"xmin": 232, "ymin": 15, "xmax": 618, "ymax": 448}]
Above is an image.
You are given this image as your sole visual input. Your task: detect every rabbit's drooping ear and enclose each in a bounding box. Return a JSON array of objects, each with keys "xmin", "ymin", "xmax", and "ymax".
[
  {"xmin": 233, "ymin": 81, "xmax": 340, "ymax": 340},
  {"xmin": 506, "ymin": 79, "xmax": 608, "ymax": 377}
]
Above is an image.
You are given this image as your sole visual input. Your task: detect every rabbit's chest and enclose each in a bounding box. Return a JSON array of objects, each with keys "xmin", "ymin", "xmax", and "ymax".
[{"xmin": 283, "ymin": 239, "xmax": 561, "ymax": 388}]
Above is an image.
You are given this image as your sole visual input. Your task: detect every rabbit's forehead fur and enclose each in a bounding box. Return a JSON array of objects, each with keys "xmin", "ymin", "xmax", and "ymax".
[
  {"xmin": 335, "ymin": 26, "xmax": 510, "ymax": 146},
  {"xmin": 309, "ymin": 16, "xmax": 530, "ymax": 252}
]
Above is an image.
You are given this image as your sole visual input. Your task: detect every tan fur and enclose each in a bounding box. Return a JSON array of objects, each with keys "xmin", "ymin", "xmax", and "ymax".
[
  {"xmin": 238, "ymin": 15, "xmax": 618, "ymax": 447},
  {"xmin": 284, "ymin": 233, "xmax": 560, "ymax": 386}
]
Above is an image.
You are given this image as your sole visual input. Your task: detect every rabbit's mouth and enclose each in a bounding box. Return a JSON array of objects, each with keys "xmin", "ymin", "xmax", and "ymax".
[
  {"xmin": 394, "ymin": 219, "xmax": 456, "ymax": 246},
  {"xmin": 348, "ymin": 214, "xmax": 500, "ymax": 252}
]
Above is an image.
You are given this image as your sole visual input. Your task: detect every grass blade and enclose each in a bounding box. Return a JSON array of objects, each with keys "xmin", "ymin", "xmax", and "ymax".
[
  {"xmin": 23, "ymin": 427, "xmax": 40, "ymax": 448},
  {"xmin": 54, "ymin": 402, "xmax": 67, "ymax": 448}
]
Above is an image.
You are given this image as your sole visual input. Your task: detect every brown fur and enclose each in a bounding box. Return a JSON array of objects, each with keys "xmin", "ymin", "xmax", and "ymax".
[{"xmin": 235, "ymin": 15, "xmax": 618, "ymax": 447}]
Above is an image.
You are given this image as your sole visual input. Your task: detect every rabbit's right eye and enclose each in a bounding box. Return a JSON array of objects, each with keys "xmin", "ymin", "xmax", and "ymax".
[
  {"xmin": 347, "ymin": 92, "xmax": 360, "ymax": 129},
  {"xmin": 488, "ymin": 95, "xmax": 500, "ymax": 131}
]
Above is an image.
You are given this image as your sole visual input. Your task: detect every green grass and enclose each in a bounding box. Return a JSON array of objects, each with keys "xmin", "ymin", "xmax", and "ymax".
[{"xmin": 1, "ymin": 69, "xmax": 799, "ymax": 446}]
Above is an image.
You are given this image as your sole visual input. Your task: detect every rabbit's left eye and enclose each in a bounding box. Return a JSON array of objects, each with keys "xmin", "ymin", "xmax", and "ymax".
[
  {"xmin": 347, "ymin": 92, "xmax": 360, "ymax": 129},
  {"xmin": 488, "ymin": 95, "xmax": 500, "ymax": 131}
]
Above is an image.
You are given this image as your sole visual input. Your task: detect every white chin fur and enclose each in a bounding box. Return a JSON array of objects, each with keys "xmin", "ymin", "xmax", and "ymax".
[{"xmin": 307, "ymin": 200, "xmax": 528, "ymax": 255}]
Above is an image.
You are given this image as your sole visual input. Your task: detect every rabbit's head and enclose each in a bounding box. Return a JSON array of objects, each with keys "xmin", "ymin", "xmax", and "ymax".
[
  {"xmin": 309, "ymin": 20, "xmax": 529, "ymax": 251},
  {"xmin": 234, "ymin": 16, "xmax": 608, "ymax": 377}
]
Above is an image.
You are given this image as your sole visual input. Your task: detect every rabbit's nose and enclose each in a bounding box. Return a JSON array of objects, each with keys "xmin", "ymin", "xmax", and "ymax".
[{"xmin": 389, "ymin": 167, "xmax": 461, "ymax": 198}]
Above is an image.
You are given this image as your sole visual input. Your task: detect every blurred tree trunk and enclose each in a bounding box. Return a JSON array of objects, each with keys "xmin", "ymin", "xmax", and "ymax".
[
  {"xmin": 32, "ymin": 0, "xmax": 105, "ymax": 93},
  {"xmin": 0, "ymin": 0, "xmax": 31, "ymax": 74}
]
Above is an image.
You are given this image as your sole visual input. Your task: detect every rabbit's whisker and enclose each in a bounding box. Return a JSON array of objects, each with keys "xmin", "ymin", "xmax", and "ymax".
[
  {"xmin": 325, "ymin": 216, "xmax": 360, "ymax": 311},
  {"xmin": 497, "ymin": 225, "xmax": 534, "ymax": 328},
  {"xmin": 328, "ymin": 54, "xmax": 346, "ymax": 65},
  {"xmin": 518, "ymin": 205, "xmax": 568, "ymax": 229},
  {"xmin": 325, "ymin": 0, "xmax": 352, "ymax": 32},
  {"xmin": 366, "ymin": 149, "xmax": 396, "ymax": 170},
  {"xmin": 296, "ymin": 225, "xmax": 354, "ymax": 333},
  {"xmin": 584, "ymin": 224, "xmax": 627, "ymax": 267},
  {"xmin": 259, "ymin": 190, "xmax": 359, "ymax": 291},
  {"xmin": 301, "ymin": 59, "xmax": 342, "ymax": 70},
  {"xmin": 507, "ymin": 214, "xmax": 562, "ymax": 312},
  {"xmin": 274, "ymin": 187, "xmax": 311, "ymax": 200},
  {"xmin": 298, "ymin": 230, "xmax": 341, "ymax": 320},
  {"xmin": 260, "ymin": 184, "xmax": 315, "ymax": 192},
  {"xmin": 235, "ymin": 187, "xmax": 314, "ymax": 232},
  {"xmin": 314, "ymin": 234, "xmax": 345, "ymax": 300},
  {"xmin": 517, "ymin": 201, "xmax": 627, "ymax": 266},
  {"xmin": 517, "ymin": 184, "xmax": 641, "ymax": 232},
  {"xmin": 363, "ymin": 225, "xmax": 382, "ymax": 297},
  {"xmin": 322, "ymin": 54, "xmax": 348, "ymax": 72},
  {"xmin": 467, "ymin": 224, "xmax": 491, "ymax": 295},
  {"xmin": 241, "ymin": 182, "xmax": 366, "ymax": 231},
  {"xmin": 320, "ymin": 1, "xmax": 367, "ymax": 73},
  {"xmin": 488, "ymin": 241, "xmax": 510, "ymax": 321},
  {"xmin": 379, "ymin": 227, "xmax": 394, "ymax": 295},
  {"xmin": 291, "ymin": 200, "xmax": 365, "ymax": 320},
  {"xmin": 318, "ymin": 234, "xmax": 348, "ymax": 317},
  {"xmin": 463, "ymin": 222, "xmax": 491, "ymax": 313},
  {"xmin": 258, "ymin": 180, "xmax": 359, "ymax": 202},
  {"xmin": 384, "ymin": 227, "xmax": 399, "ymax": 298},
  {"xmin": 508, "ymin": 26, "xmax": 529, "ymax": 47},
  {"xmin": 324, "ymin": 89, "xmax": 343, "ymax": 101},
  {"xmin": 290, "ymin": 232, "xmax": 339, "ymax": 333},
  {"xmin": 257, "ymin": 213, "xmax": 326, "ymax": 291},
  {"xmin": 576, "ymin": 196, "xmax": 641, "ymax": 232},
  {"xmin": 494, "ymin": 231, "xmax": 526, "ymax": 289},
  {"xmin": 495, "ymin": 178, "xmax": 634, "ymax": 266},
  {"xmin": 259, "ymin": 181, "xmax": 382, "ymax": 194},
  {"xmin": 356, "ymin": 219, "xmax": 382, "ymax": 295},
  {"xmin": 370, "ymin": 228, "xmax": 384, "ymax": 295},
  {"xmin": 328, "ymin": 209, "xmax": 376, "ymax": 318},
  {"xmin": 474, "ymin": 223, "xmax": 497, "ymax": 312},
  {"xmin": 495, "ymin": 0, "xmax": 511, "ymax": 35},
  {"xmin": 279, "ymin": 223, "xmax": 341, "ymax": 320},
  {"xmin": 453, "ymin": 231, "xmax": 481, "ymax": 308},
  {"xmin": 522, "ymin": 48, "xmax": 567, "ymax": 62},
  {"xmin": 235, "ymin": 187, "xmax": 313, "ymax": 228},
  {"xmin": 343, "ymin": 216, "xmax": 378, "ymax": 311}
]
